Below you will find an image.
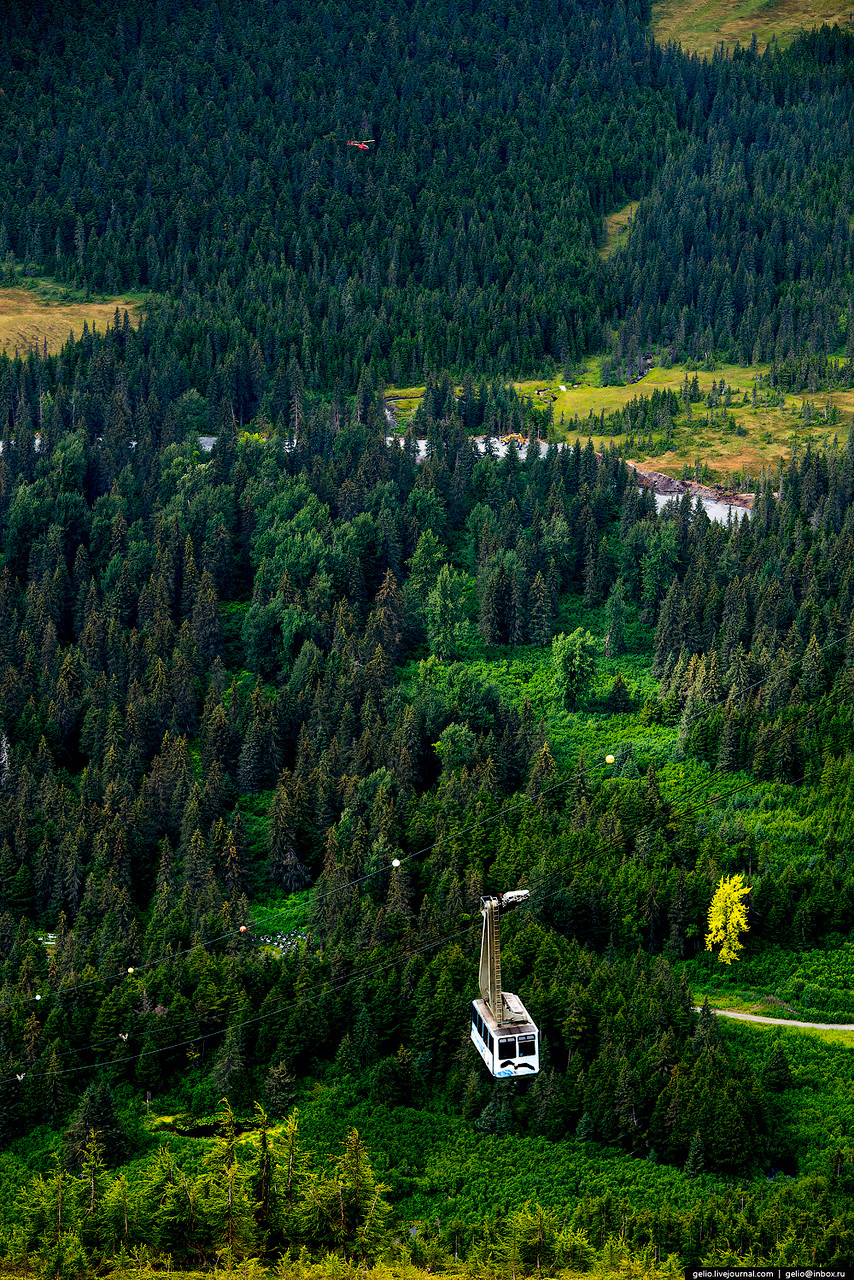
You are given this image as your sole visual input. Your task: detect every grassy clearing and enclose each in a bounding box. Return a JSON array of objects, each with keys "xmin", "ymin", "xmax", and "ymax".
[
  {"xmin": 0, "ymin": 276, "xmax": 143, "ymax": 358},
  {"xmin": 425, "ymin": 595, "xmax": 737, "ymax": 820},
  {"xmin": 652, "ymin": 0, "xmax": 854, "ymax": 57},
  {"xmin": 389, "ymin": 359, "xmax": 852, "ymax": 483},
  {"xmin": 524, "ymin": 359, "xmax": 854, "ymax": 481},
  {"xmin": 386, "ymin": 385, "xmax": 425, "ymax": 424},
  {"xmin": 695, "ymin": 990, "xmax": 798, "ymax": 1016},
  {"xmin": 599, "ymin": 200, "xmax": 639, "ymax": 261},
  {"xmin": 779, "ymin": 1024, "xmax": 854, "ymax": 1048}
]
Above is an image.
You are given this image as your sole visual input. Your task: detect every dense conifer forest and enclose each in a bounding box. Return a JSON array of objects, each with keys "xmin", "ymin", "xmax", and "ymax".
[{"xmin": 2, "ymin": 0, "xmax": 854, "ymax": 1272}]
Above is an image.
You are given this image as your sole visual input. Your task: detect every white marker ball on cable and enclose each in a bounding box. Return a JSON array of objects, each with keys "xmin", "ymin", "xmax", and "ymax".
[{"xmin": 392, "ymin": 858, "xmax": 401, "ymax": 868}]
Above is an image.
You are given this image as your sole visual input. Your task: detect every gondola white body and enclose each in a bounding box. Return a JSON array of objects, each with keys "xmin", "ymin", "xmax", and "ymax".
[
  {"xmin": 470, "ymin": 995, "xmax": 539, "ymax": 1077},
  {"xmin": 470, "ymin": 891, "xmax": 540, "ymax": 1078}
]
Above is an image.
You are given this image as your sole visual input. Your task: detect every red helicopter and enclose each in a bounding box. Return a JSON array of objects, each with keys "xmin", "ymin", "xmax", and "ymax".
[{"xmin": 346, "ymin": 138, "xmax": 374, "ymax": 150}]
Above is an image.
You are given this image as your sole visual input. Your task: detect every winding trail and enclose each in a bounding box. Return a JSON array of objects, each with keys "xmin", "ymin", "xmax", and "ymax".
[{"xmin": 694, "ymin": 1005, "xmax": 854, "ymax": 1031}]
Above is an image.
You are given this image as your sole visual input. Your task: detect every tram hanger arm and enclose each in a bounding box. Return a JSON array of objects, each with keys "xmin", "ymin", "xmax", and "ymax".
[{"xmin": 479, "ymin": 889, "xmax": 530, "ymax": 1024}]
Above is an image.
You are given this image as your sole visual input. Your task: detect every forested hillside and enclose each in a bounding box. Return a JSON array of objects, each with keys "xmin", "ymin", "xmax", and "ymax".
[
  {"xmin": 606, "ymin": 28, "xmax": 854, "ymax": 370},
  {"xmin": 4, "ymin": 1, "xmax": 854, "ymax": 395},
  {"xmin": 2, "ymin": 0, "xmax": 664, "ymax": 391},
  {"xmin": 0, "ymin": 334, "xmax": 853, "ymax": 1264},
  {"xmin": 2, "ymin": 0, "xmax": 854, "ymax": 1271}
]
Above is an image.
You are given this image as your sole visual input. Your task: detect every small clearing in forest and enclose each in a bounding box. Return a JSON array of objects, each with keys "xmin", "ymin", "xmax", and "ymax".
[
  {"xmin": 0, "ymin": 281, "xmax": 142, "ymax": 358},
  {"xmin": 652, "ymin": 0, "xmax": 854, "ymax": 57},
  {"xmin": 599, "ymin": 200, "xmax": 639, "ymax": 260},
  {"xmin": 388, "ymin": 359, "xmax": 853, "ymax": 486},
  {"xmin": 517, "ymin": 360, "xmax": 853, "ymax": 484}
]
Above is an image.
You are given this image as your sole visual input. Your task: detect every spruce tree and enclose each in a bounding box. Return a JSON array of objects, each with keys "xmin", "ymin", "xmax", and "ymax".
[
  {"xmin": 198, "ymin": 1099, "xmax": 259, "ymax": 1258},
  {"xmin": 762, "ymin": 1041, "xmax": 793, "ymax": 1092},
  {"xmin": 605, "ymin": 577, "xmax": 628, "ymax": 655},
  {"xmin": 263, "ymin": 1060, "xmax": 296, "ymax": 1118},
  {"xmin": 527, "ymin": 571, "xmax": 552, "ymax": 646},
  {"xmin": 684, "ymin": 1129, "xmax": 705, "ymax": 1178},
  {"xmin": 210, "ymin": 1026, "xmax": 245, "ymax": 1099},
  {"xmin": 64, "ymin": 1083, "xmax": 126, "ymax": 1168}
]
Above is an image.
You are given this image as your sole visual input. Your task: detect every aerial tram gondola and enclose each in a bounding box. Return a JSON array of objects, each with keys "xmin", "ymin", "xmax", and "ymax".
[{"xmin": 470, "ymin": 890, "xmax": 539, "ymax": 1078}]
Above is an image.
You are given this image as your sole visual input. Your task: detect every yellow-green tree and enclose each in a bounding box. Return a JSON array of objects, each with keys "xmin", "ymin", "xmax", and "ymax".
[
  {"xmin": 705, "ymin": 873, "xmax": 750, "ymax": 964},
  {"xmin": 299, "ymin": 1127, "xmax": 391, "ymax": 1263},
  {"xmin": 197, "ymin": 1099, "xmax": 259, "ymax": 1259}
]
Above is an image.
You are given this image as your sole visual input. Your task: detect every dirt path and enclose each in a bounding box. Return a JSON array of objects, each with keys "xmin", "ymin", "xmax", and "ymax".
[{"xmin": 694, "ymin": 1005, "xmax": 854, "ymax": 1031}]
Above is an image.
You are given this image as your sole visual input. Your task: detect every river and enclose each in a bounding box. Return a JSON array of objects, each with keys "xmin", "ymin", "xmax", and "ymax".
[
  {"xmin": 198, "ymin": 432, "xmax": 746, "ymax": 525},
  {"xmin": 652, "ymin": 492, "xmax": 750, "ymax": 524},
  {"xmin": 386, "ymin": 433, "xmax": 748, "ymax": 524}
]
